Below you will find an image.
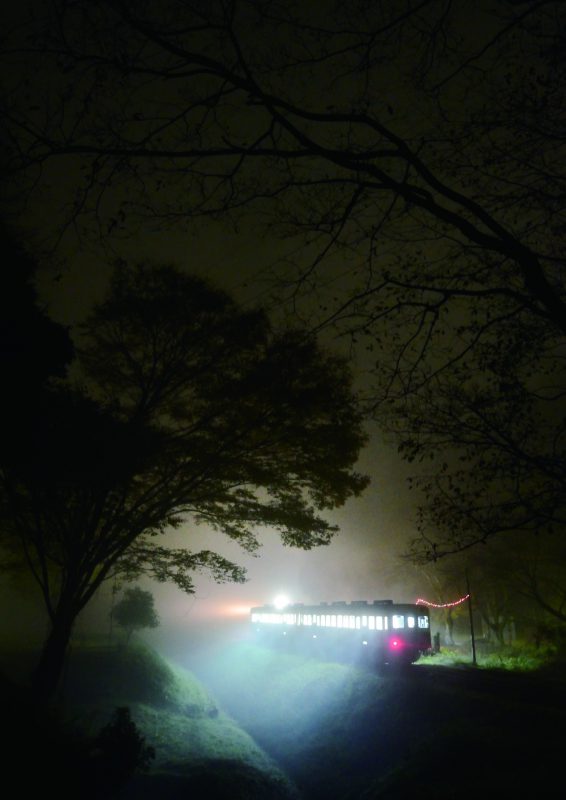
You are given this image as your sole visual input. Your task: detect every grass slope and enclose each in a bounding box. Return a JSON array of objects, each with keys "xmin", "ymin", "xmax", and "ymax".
[
  {"xmin": 1, "ymin": 641, "xmax": 299, "ymax": 800},
  {"xmin": 187, "ymin": 641, "xmax": 566, "ymax": 800}
]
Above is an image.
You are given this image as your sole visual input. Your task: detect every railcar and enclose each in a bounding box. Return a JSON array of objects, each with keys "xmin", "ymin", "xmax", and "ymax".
[{"xmin": 250, "ymin": 599, "xmax": 431, "ymax": 666}]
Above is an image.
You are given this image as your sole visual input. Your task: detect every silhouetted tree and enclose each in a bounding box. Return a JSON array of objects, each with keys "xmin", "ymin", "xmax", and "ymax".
[
  {"xmin": 112, "ymin": 587, "xmax": 159, "ymax": 643},
  {"xmin": 1, "ymin": 261, "xmax": 368, "ymax": 699},
  {"xmin": 2, "ymin": 1, "xmax": 564, "ymax": 561},
  {"xmin": 0, "ymin": 225, "xmax": 73, "ymax": 453},
  {"xmin": 0, "ymin": 225, "xmax": 74, "ymax": 571}
]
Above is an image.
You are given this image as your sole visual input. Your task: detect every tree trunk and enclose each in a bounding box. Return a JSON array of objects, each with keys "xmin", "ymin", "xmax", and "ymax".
[{"xmin": 32, "ymin": 605, "xmax": 77, "ymax": 702}]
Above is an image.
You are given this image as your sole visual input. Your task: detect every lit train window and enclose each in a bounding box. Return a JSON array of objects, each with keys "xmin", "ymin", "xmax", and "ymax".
[
  {"xmin": 392, "ymin": 615, "xmax": 404, "ymax": 629},
  {"xmin": 337, "ymin": 614, "xmax": 343, "ymax": 627},
  {"xmin": 331, "ymin": 615, "xmax": 337, "ymax": 627},
  {"xmin": 356, "ymin": 617, "xmax": 361, "ymax": 629},
  {"xmin": 304, "ymin": 614, "xmax": 312, "ymax": 626},
  {"xmin": 418, "ymin": 616, "xmax": 429, "ymax": 629},
  {"xmin": 349, "ymin": 616, "xmax": 356, "ymax": 629},
  {"xmin": 252, "ymin": 613, "xmax": 259, "ymax": 623},
  {"xmin": 407, "ymin": 616, "xmax": 415, "ymax": 628},
  {"xmin": 375, "ymin": 616, "xmax": 383, "ymax": 630},
  {"xmin": 362, "ymin": 615, "xmax": 367, "ymax": 627},
  {"xmin": 284, "ymin": 613, "xmax": 296, "ymax": 625},
  {"xmin": 368, "ymin": 617, "xmax": 375, "ymax": 630}
]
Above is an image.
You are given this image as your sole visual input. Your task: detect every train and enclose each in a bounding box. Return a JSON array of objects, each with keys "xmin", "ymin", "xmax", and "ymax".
[{"xmin": 250, "ymin": 599, "xmax": 432, "ymax": 666}]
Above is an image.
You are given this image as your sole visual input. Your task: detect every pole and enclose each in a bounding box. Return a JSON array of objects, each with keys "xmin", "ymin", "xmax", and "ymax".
[{"xmin": 466, "ymin": 570, "xmax": 477, "ymax": 667}]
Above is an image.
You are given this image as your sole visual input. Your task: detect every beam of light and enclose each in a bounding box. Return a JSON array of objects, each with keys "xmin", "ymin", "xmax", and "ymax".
[
  {"xmin": 221, "ymin": 604, "xmax": 253, "ymax": 617},
  {"xmin": 273, "ymin": 594, "xmax": 291, "ymax": 610},
  {"xmin": 415, "ymin": 594, "xmax": 470, "ymax": 608}
]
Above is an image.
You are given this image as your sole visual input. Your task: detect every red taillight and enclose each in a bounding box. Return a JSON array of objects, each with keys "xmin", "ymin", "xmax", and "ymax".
[{"xmin": 390, "ymin": 638, "xmax": 401, "ymax": 649}]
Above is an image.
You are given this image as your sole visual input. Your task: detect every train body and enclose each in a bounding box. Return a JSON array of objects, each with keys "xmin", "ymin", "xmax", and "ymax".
[{"xmin": 250, "ymin": 599, "xmax": 432, "ymax": 666}]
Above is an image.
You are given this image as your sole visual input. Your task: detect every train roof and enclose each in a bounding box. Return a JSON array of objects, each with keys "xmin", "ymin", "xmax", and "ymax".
[{"xmin": 250, "ymin": 600, "xmax": 428, "ymax": 612}]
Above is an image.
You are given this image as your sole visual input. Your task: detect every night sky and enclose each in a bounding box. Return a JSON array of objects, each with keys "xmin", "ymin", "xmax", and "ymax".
[
  {"xmin": 1, "ymin": 0, "xmax": 564, "ymax": 647},
  {"xmin": 25, "ymin": 217, "xmax": 422, "ymax": 642}
]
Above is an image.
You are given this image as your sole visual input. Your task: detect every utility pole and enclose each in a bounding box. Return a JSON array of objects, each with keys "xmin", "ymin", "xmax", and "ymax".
[{"xmin": 466, "ymin": 570, "xmax": 477, "ymax": 667}]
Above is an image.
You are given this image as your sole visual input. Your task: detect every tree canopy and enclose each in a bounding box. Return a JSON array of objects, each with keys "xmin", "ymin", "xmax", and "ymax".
[
  {"xmin": 1, "ymin": 260, "xmax": 368, "ymax": 698},
  {"xmin": 1, "ymin": 0, "xmax": 564, "ymax": 558}
]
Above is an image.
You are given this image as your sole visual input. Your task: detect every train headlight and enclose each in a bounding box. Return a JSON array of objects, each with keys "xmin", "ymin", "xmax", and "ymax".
[{"xmin": 273, "ymin": 594, "xmax": 290, "ymax": 610}]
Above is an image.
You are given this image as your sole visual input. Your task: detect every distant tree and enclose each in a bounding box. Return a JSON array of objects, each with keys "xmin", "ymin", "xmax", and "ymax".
[
  {"xmin": 1, "ymin": 261, "xmax": 368, "ymax": 700},
  {"xmin": 112, "ymin": 587, "xmax": 159, "ymax": 643},
  {"xmin": 2, "ymin": 1, "xmax": 564, "ymax": 560}
]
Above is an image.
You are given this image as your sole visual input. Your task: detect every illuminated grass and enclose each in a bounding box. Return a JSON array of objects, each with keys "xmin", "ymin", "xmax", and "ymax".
[
  {"xmin": 188, "ymin": 639, "xmax": 566, "ymax": 800},
  {"xmin": 419, "ymin": 642, "xmax": 561, "ymax": 672},
  {"xmin": 62, "ymin": 641, "xmax": 299, "ymax": 799}
]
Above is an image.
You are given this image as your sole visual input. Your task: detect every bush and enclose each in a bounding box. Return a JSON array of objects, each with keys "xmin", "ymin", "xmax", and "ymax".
[{"xmin": 91, "ymin": 706, "xmax": 155, "ymax": 792}]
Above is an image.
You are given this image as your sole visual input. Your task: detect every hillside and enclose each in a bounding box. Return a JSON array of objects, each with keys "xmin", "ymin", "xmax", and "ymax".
[
  {"xmin": 3, "ymin": 638, "xmax": 564, "ymax": 799},
  {"xmin": 0, "ymin": 642, "xmax": 298, "ymax": 800},
  {"xmin": 183, "ymin": 640, "xmax": 566, "ymax": 800}
]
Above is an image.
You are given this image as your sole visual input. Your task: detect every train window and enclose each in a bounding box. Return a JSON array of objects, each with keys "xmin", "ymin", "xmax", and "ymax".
[
  {"xmin": 368, "ymin": 617, "xmax": 375, "ymax": 630},
  {"xmin": 331, "ymin": 615, "xmax": 337, "ymax": 627},
  {"xmin": 418, "ymin": 616, "xmax": 429, "ymax": 629},
  {"xmin": 337, "ymin": 614, "xmax": 343, "ymax": 628},
  {"xmin": 375, "ymin": 616, "xmax": 383, "ymax": 630},
  {"xmin": 356, "ymin": 617, "xmax": 361, "ymax": 629},
  {"xmin": 304, "ymin": 614, "xmax": 312, "ymax": 626},
  {"xmin": 252, "ymin": 613, "xmax": 259, "ymax": 623},
  {"xmin": 392, "ymin": 615, "xmax": 404, "ymax": 628},
  {"xmin": 362, "ymin": 615, "xmax": 367, "ymax": 627},
  {"xmin": 349, "ymin": 616, "xmax": 356, "ymax": 629},
  {"xmin": 407, "ymin": 616, "xmax": 415, "ymax": 628}
]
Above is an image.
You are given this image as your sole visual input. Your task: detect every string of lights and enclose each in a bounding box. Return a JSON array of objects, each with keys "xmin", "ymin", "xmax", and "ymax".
[{"xmin": 415, "ymin": 594, "xmax": 470, "ymax": 608}]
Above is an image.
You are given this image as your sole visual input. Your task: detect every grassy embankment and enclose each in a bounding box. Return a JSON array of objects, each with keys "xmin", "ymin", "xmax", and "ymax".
[
  {"xmin": 186, "ymin": 639, "xmax": 566, "ymax": 800},
  {"xmin": 2, "ymin": 637, "xmax": 564, "ymax": 799},
  {"xmin": 0, "ymin": 641, "xmax": 298, "ymax": 799}
]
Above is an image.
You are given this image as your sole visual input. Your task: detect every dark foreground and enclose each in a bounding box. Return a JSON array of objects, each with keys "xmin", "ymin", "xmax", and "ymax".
[{"xmin": 1, "ymin": 641, "xmax": 564, "ymax": 799}]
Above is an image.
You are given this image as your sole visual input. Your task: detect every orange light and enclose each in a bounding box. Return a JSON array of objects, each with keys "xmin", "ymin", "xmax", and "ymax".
[{"xmin": 221, "ymin": 604, "xmax": 252, "ymax": 617}]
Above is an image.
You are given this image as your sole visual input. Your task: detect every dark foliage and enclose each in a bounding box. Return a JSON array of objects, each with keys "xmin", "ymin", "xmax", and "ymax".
[
  {"xmin": 92, "ymin": 706, "xmax": 155, "ymax": 791},
  {"xmin": 1, "ymin": 261, "xmax": 368, "ymax": 699},
  {"xmin": 2, "ymin": 1, "xmax": 564, "ymax": 558}
]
